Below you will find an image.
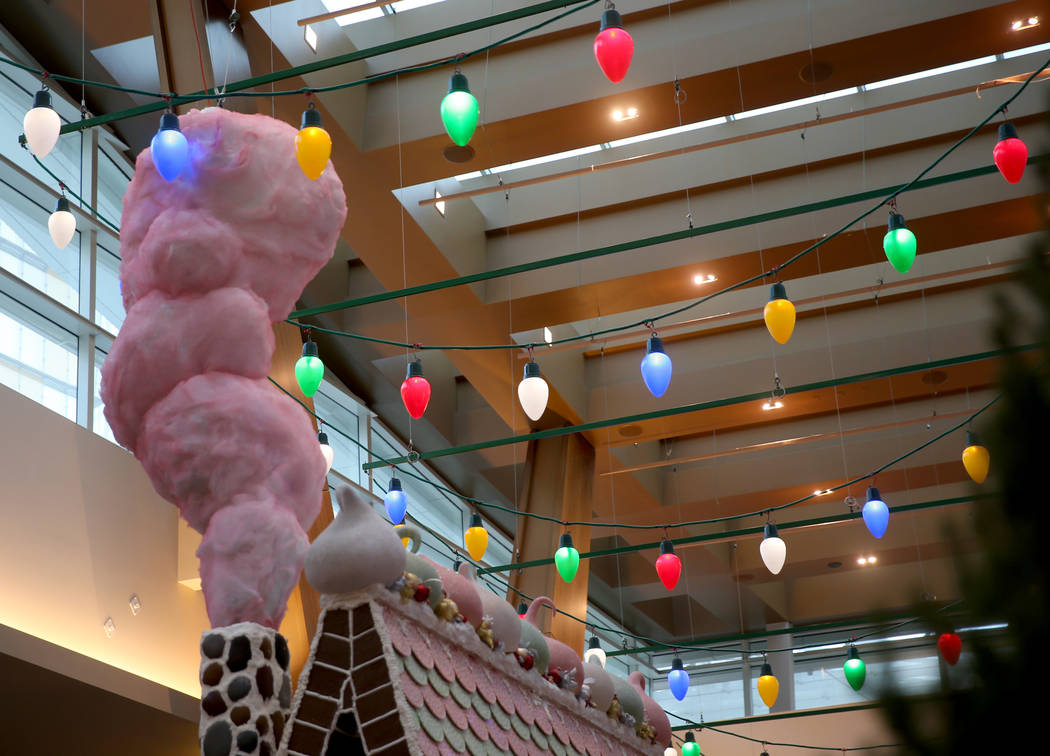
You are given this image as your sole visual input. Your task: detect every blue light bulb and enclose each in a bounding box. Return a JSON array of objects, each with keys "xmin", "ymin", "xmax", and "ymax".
[
  {"xmin": 641, "ymin": 335, "xmax": 672, "ymax": 397},
  {"xmin": 385, "ymin": 477, "xmax": 407, "ymax": 524},
  {"xmin": 151, "ymin": 112, "xmax": 189, "ymax": 182},
  {"xmin": 862, "ymin": 486, "xmax": 889, "ymax": 539},
  {"xmin": 668, "ymin": 657, "xmax": 689, "ymax": 701}
]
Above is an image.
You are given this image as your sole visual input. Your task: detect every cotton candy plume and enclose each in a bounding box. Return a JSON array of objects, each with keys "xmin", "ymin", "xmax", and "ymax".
[{"xmin": 100, "ymin": 107, "xmax": 347, "ymax": 628}]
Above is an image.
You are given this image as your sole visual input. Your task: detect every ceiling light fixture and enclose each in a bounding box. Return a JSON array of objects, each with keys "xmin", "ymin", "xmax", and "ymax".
[
  {"xmin": 843, "ymin": 646, "xmax": 866, "ymax": 691},
  {"xmin": 1011, "ymin": 17, "xmax": 1039, "ymax": 31},
  {"xmin": 863, "ymin": 487, "xmax": 890, "ymax": 539},
  {"xmin": 384, "ymin": 477, "xmax": 408, "ymax": 524},
  {"xmin": 48, "ymin": 194, "xmax": 77, "ymax": 249},
  {"xmin": 517, "ymin": 358, "xmax": 549, "ymax": 421},
  {"xmin": 993, "ymin": 122, "xmax": 1028, "ymax": 184},
  {"xmin": 150, "ymin": 111, "xmax": 189, "ymax": 182},
  {"xmin": 441, "ymin": 72, "xmax": 479, "ymax": 148},
  {"xmin": 295, "ymin": 334, "xmax": 325, "ymax": 397},
  {"xmin": 295, "ymin": 101, "xmax": 332, "ymax": 180},
  {"xmin": 762, "ymin": 400, "xmax": 784, "ymax": 411},
  {"xmin": 585, "ymin": 635, "xmax": 607, "ymax": 667},
  {"xmin": 757, "ymin": 661, "xmax": 779, "ymax": 708},
  {"xmin": 760, "ymin": 522, "xmax": 787, "ymax": 575},
  {"xmin": 641, "ymin": 330, "xmax": 673, "ymax": 398},
  {"xmin": 318, "ymin": 430, "xmax": 334, "ymax": 474},
  {"xmin": 668, "ymin": 656, "xmax": 690, "ymax": 701},
  {"xmin": 593, "ymin": 4, "xmax": 634, "ymax": 83},
  {"xmin": 693, "ymin": 273, "xmax": 717, "ymax": 285},
  {"xmin": 401, "ymin": 359, "xmax": 431, "ymax": 419},
  {"xmin": 962, "ymin": 431, "xmax": 990, "ymax": 484},
  {"xmin": 682, "ymin": 733, "xmax": 700, "ymax": 756},
  {"xmin": 464, "ymin": 512, "xmax": 489, "ymax": 561},
  {"xmin": 655, "ymin": 539, "xmax": 682, "ymax": 590},
  {"xmin": 764, "ymin": 282, "xmax": 796, "ymax": 344},
  {"xmin": 554, "ymin": 533, "xmax": 580, "ymax": 582},
  {"xmin": 23, "ymin": 88, "xmax": 61, "ymax": 158},
  {"xmin": 883, "ymin": 211, "xmax": 917, "ymax": 274},
  {"xmin": 612, "ymin": 107, "xmax": 639, "ymax": 121}
]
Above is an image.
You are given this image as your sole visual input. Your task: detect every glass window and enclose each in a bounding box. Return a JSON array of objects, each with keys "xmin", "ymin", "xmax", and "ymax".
[
  {"xmin": 95, "ymin": 243, "xmax": 122, "ymax": 333},
  {"xmin": 92, "ymin": 347, "xmax": 117, "ymax": 444},
  {"xmin": 0, "ymin": 292, "xmax": 77, "ymax": 420},
  {"xmin": 314, "ymin": 382, "xmax": 362, "ymax": 487},
  {"xmin": 96, "ymin": 149, "xmax": 130, "ymax": 231},
  {"xmin": 653, "ymin": 663, "xmax": 746, "ymax": 723},
  {"xmin": 0, "ymin": 186, "xmax": 79, "ymax": 311}
]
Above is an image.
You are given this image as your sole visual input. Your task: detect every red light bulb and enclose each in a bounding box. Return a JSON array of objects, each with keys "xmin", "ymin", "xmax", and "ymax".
[
  {"xmin": 593, "ymin": 8, "xmax": 633, "ymax": 83},
  {"xmin": 401, "ymin": 359, "xmax": 431, "ymax": 419},
  {"xmin": 937, "ymin": 632, "xmax": 962, "ymax": 666},
  {"xmin": 655, "ymin": 539, "xmax": 681, "ymax": 591},
  {"xmin": 993, "ymin": 122, "xmax": 1027, "ymax": 184}
]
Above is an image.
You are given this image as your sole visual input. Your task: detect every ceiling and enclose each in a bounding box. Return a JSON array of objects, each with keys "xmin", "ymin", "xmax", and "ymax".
[{"xmin": 3, "ymin": 0, "xmax": 1045, "ymax": 666}]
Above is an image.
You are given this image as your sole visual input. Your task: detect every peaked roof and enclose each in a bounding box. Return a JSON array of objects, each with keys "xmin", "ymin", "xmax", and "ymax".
[{"xmin": 280, "ymin": 587, "xmax": 664, "ymax": 756}]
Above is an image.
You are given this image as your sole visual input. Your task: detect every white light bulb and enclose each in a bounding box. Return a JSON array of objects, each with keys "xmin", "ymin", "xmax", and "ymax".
[
  {"xmin": 517, "ymin": 361, "xmax": 549, "ymax": 421},
  {"xmin": 48, "ymin": 197, "xmax": 76, "ymax": 249},
  {"xmin": 584, "ymin": 646, "xmax": 606, "ymax": 668},
  {"xmin": 665, "ymin": 748, "xmax": 678, "ymax": 756},
  {"xmin": 318, "ymin": 431, "xmax": 334, "ymax": 474},
  {"xmin": 24, "ymin": 90, "xmax": 62, "ymax": 158},
  {"xmin": 760, "ymin": 523, "xmax": 786, "ymax": 575}
]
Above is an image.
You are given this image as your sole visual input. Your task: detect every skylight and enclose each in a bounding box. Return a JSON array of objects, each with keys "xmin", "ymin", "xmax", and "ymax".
[
  {"xmin": 321, "ymin": 0, "xmax": 446, "ymax": 27},
  {"xmin": 453, "ymin": 43, "xmax": 1044, "ymax": 183}
]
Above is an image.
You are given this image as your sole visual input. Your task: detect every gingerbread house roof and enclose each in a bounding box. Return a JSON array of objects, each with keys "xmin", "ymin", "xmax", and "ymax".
[{"xmin": 279, "ymin": 587, "xmax": 664, "ymax": 756}]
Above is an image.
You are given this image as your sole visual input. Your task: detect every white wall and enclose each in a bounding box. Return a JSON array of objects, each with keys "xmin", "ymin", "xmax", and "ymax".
[{"xmin": 0, "ymin": 383, "xmax": 209, "ymax": 699}]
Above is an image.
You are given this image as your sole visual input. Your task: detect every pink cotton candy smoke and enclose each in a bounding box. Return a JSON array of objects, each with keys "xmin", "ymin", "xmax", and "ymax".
[
  {"xmin": 100, "ymin": 107, "xmax": 346, "ymax": 629},
  {"xmin": 119, "ymin": 107, "xmax": 346, "ymax": 321}
]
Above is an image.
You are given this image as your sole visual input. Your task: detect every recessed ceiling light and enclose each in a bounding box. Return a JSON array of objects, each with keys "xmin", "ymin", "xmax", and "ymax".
[
  {"xmin": 1012, "ymin": 16, "xmax": 1039, "ymax": 30},
  {"xmin": 761, "ymin": 400, "xmax": 784, "ymax": 411},
  {"xmin": 857, "ymin": 557, "xmax": 867, "ymax": 565},
  {"xmin": 857, "ymin": 555, "xmax": 877, "ymax": 566},
  {"xmin": 304, "ymin": 24, "xmax": 318, "ymax": 52},
  {"xmin": 612, "ymin": 107, "xmax": 639, "ymax": 122},
  {"xmin": 693, "ymin": 273, "xmax": 717, "ymax": 285}
]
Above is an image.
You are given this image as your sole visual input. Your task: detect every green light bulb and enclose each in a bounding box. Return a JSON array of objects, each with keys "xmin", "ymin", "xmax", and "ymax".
[
  {"xmin": 843, "ymin": 646, "xmax": 866, "ymax": 691},
  {"xmin": 295, "ymin": 340, "xmax": 324, "ymax": 397},
  {"xmin": 882, "ymin": 213, "xmax": 917, "ymax": 274},
  {"xmin": 440, "ymin": 73, "xmax": 479, "ymax": 147},
  {"xmin": 554, "ymin": 533, "xmax": 580, "ymax": 583},
  {"xmin": 682, "ymin": 733, "xmax": 701, "ymax": 756}
]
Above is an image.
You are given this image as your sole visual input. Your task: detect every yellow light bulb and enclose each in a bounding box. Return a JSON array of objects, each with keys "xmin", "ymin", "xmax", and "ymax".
[
  {"xmin": 395, "ymin": 525, "xmax": 410, "ymax": 550},
  {"xmin": 757, "ymin": 663, "xmax": 779, "ymax": 708},
  {"xmin": 464, "ymin": 513, "xmax": 489, "ymax": 561},
  {"xmin": 764, "ymin": 282, "xmax": 796, "ymax": 344},
  {"xmin": 295, "ymin": 105, "xmax": 332, "ymax": 180},
  {"xmin": 962, "ymin": 432, "xmax": 990, "ymax": 484}
]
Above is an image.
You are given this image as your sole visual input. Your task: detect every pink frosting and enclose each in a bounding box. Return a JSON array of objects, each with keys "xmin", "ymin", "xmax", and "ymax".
[
  {"xmin": 105, "ymin": 107, "xmax": 346, "ymax": 628},
  {"xmin": 628, "ymin": 671, "xmax": 671, "ymax": 747}
]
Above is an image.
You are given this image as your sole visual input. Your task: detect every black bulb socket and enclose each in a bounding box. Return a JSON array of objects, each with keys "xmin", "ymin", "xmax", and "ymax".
[
  {"xmin": 866, "ymin": 486, "xmax": 882, "ymax": 503},
  {"xmin": 32, "ymin": 89, "xmax": 52, "ymax": 110},
  {"xmin": 448, "ymin": 72, "xmax": 471, "ymax": 95},
  {"xmin": 300, "ymin": 106, "xmax": 323, "ymax": 130},
  {"xmin": 887, "ymin": 212, "xmax": 908, "ymax": 232},
  {"xmin": 671, "ymin": 657, "xmax": 685, "ymax": 672},
  {"xmin": 523, "ymin": 360, "xmax": 541, "ymax": 380},
  {"xmin": 587, "ymin": 635, "xmax": 601, "ymax": 650},
  {"xmin": 659, "ymin": 539, "xmax": 675, "ymax": 556},
  {"xmin": 847, "ymin": 646, "xmax": 861, "ymax": 662},
  {"xmin": 760, "ymin": 662, "xmax": 774, "ymax": 677},
  {"xmin": 998, "ymin": 121, "xmax": 1019, "ymax": 142},
  {"xmin": 769, "ymin": 282, "xmax": 788, "ymax": 302},
  {"xmin": 599, "ymin": 9, "xmax": 624, "ymax": 31},
  {"xmin": 317, "ymin": 431, "xmax": 329, "ymax": 445},
  {"xmin": 301, "ymin": 340, "xmax": 318, "ymax": 358},
  {"xmin": 388, "ymin": 477, "xmax": 403, "ymax": 493},
  {"xmin": 159, "ymin": 112, "xmax": 181, "ymax": 132},
  {"xmin": 469, "ymin": 512, "xmax": 483, "ymax": 529},
  {"xmin": 453, "ymin": 558, "xmax": 462, "ymax": 572},
  {"xmin": 646, "ymin": 335, "xmax": 666, "ymax": 355},
  {"xmin": 685, "ymin": 732, "xmax": 697, "ymax": 743},
  {"xmin": 54, "ymin": 196, "xmax": 70, "ymax": 214},
  {"xmin": 406, "ymin": 359, "xmax": 424, "ymax": 379},
  {"xmin": 559, "ymin": 533, "xmax": 574, "ymax": 550},
  {"xmin": 763, "ymin": 522, "xmax": 780, "ymax": 540},
  {"xmin": 966, "ymin": 431, "xmax": 983, "ymax": 448},
  {"xmin": 517, "ymin": 602, "xmax": 528, "ymax": 615}
]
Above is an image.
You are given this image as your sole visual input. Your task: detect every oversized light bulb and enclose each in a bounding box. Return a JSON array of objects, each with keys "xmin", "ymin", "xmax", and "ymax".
[
  {"xmin": 150, "ymin": 112, "xmax": 189, "ymax": 181},
  {"xmin": 682, "ymin": 732, "xmax": 701, "ymax": 756},
  {"xmin": 318, "ymin": 430, "xmax": 334, "ymax": 474},
  {"xmin": 295, "ymin": 103, "xmax": 332, "ymax": 180},
  {"xmin": 593, "ymin": 7, "xmax": 634, "ymax": 83},
  {"xmin": 517, "ymin": 602, "xmax": 528, "ymax": 620},
  {"xmin": 759, "ymin": 522, "xmax": 787, "ymax": 575},
  {"xmin": 962, "ymin": 431, "xmax": 990, "ymax": 484},
  {"xmin": 48, "ymin": 196, "xmax": 76, "ymax": 249},
  {"xmin": 664, "ymin": 749, "xmax": 677, "ymax": 756},
  {"xmin": 843, "ymin": 646, "xmax": 866, "ymax": 691},
  {"xmin": 396, "ymin": 524, "xmax": 410, "ymax": 549},
  {"xmin": 584, "ymin": 635, "xmax": 607, "ymax": 668},
  {"xmin": 23, "ymin": 88, "xmax": 61, "ymax": 158},
  {"xmin": 655, "ymin": 539, "xmax": 682, "ymax": 590},
  {"xmin": 401, "ymin": 359, "xmax": 432, "ymax": 419},
  {"xmin": 764, "ymin": 282, "xmax": 796, "ymax": 344},
  {"xmin": 440, "ymin": 72, "xmax": 479, "ymax": 147},
  {"xmin": 384, "ymin": 477, "xmax": 407, "ymax": 524},
  {"xmin": 518, "ymin": 359, "xmax": 549, "ymax": 421},
  {"xmin": 554, "ymin": 533, "xmax": 580, "ymax": 583},
  {"xmin": 464, "ymin": 512, "xmax": 489, "ymax": 561},
  {"xmin": 938, "ymin": 631, "xmax": 962, "ymax": 666},
  {"xmin": 882, "ymin": 213, "xmax": 917, "ymax": 274},
  {"xmin": 640, "ymin": 334, "xmax": 673, "ymax": 397},
  {"xmin": 993, "ymin": 122, "xmax": 1028, "ymax": 184},
  {"xmin": 757, "ymin": 662, "xmax": 779, "ymax": 708},
  {"xmin": 295, "ymin": 338, "xmax": 324, "ymax": 397},
  {"xmin": 863, "ymin": 486, "xmax": 890, "ymax": 539},
  {"xmin": 668, "ymin": 657, "xmax": 689, "ymax": 701}
]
